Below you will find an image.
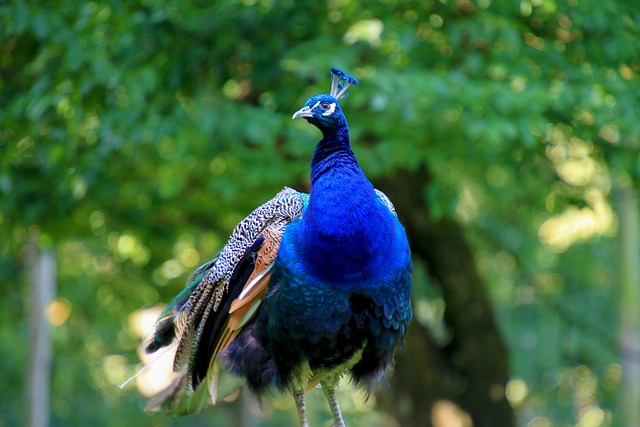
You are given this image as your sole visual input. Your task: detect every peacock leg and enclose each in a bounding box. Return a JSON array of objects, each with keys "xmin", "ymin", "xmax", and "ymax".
[
  {"xmin": 321, "ymin": 382, "xmax": 346, "ymax": 427},
  {"xmin": 293, "ymin": 389, "xmax": 310, "ymax": 427}
]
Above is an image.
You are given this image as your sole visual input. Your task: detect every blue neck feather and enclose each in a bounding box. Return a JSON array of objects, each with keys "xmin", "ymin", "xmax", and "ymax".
[
  {"xmin": 296, "ymin": 125, "xmax": 397, "ymax": 286},
  {"xmin": 309, "ymin": 130, "xmax": 356, "ymax": 184}
]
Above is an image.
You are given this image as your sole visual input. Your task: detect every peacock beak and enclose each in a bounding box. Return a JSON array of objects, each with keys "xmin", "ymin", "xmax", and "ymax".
[{"xmin": 292, "ymin": 106, "xmax": 313, "ymax": 120}]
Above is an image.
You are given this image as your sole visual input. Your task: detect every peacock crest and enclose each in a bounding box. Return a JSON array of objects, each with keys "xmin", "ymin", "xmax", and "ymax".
[{"xmin": 329, "ymin": 67, "xmax": 359, "ymax": 99}]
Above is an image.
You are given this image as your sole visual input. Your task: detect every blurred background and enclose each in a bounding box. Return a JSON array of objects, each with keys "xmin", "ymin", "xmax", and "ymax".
[{"xmin": 1, "ymin": 0, "xmax": 639, "ymax": 426}]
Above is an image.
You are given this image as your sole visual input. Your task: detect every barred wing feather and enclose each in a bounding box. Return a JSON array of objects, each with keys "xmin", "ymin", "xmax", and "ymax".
[{"xmin": 144, "ymin": 187, "xmax": 308, "ymax": 411}]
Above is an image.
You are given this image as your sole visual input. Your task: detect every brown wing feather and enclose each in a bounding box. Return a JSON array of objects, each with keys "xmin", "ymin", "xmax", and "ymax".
[
  {"xmin": 143, "ymin": 188, "xmax": 308, "ymax": 412},
  {"xmin": 212, "ymin": 218, "xmax": 286, "ymax": 356}
]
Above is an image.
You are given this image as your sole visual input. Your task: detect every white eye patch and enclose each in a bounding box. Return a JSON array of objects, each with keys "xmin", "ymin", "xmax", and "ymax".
[
  {"xmin": 322, "ymin": 102, "xmax": 336, "ymax": 116},
  {"xmin": 309, "ymin": 101, "xmax": 337, "ymax": 117}
]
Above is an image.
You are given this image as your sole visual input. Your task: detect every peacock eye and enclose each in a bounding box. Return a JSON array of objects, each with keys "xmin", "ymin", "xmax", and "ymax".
[{"xmin": 319, "ymin": 102, "xmax": 331, "ymax": 110}]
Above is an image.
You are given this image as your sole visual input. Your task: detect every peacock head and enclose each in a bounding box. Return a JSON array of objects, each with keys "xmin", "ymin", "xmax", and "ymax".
[{"xmin": 292, "ymin": 68, "xmax": 358, "ymax": 134}]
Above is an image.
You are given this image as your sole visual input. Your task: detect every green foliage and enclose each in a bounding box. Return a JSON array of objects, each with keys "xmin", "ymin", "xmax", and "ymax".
[{"xmin": 1, "ymin": 0, "xmax": 638, "ymax": 426}]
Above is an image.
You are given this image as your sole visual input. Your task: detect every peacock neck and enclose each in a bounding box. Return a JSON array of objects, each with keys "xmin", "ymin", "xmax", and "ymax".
[
  {"xmin": 309, "ymin": 129, "xmax": 373, "ymax": 202},
  {"xmin": 296, "ymin": 129, "xmax": 396, "ymax": 285},
  {"xmin": 309, "ymin": 128, "xmax": 352, "ymax": 181}
]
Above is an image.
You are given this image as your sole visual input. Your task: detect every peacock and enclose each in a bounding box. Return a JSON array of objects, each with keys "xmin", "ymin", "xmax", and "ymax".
[{"xmin": 140, "ymin": 68, "xmax": 413, "ymax": 427}]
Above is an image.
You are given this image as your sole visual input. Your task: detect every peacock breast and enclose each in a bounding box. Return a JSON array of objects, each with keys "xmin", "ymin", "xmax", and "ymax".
[{"xmin": 294, "ymin": 199, "xmax": 405, "ymax": 286}]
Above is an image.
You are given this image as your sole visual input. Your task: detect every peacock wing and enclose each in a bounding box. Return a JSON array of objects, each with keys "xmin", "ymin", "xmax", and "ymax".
[
  {"xmin": 144, "ymin": 187, "xmax": 308, "ymax": 412},
  {"xmin": 374, "ymin": 188, "xmax": 397, "ymax": 216}
]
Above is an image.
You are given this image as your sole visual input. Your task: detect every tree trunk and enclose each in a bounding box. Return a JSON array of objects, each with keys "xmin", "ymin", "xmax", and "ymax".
[
  {"xmin": 28, "ymin": 248, "xmax": 55, "ymax": 427},
  {"xmin": 376, "ymin": 168, "xmax": 514, "ymax": 427},
  {"xmin": 616, "ymin": 187, "xmax": 640, "ymax": 427}
]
